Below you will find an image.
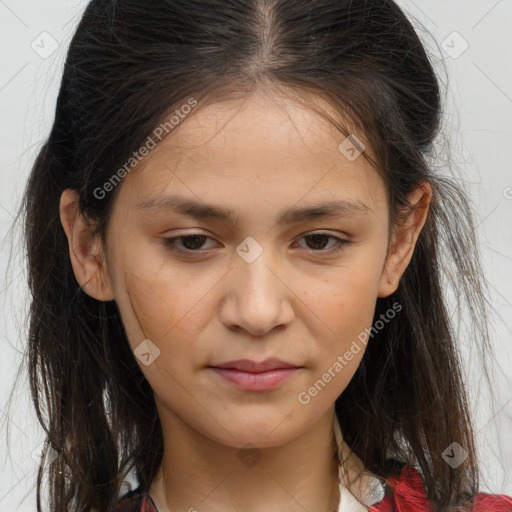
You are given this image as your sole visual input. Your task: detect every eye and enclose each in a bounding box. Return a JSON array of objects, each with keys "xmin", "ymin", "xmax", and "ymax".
[
  {"xmin": 162, "ymin": 234, "xmax": 218, "ymax": 254},
  {"xmin": 161, "ymin": 231, "xmax": 351, "ymax": 256},
  {"xmin": 294, "ymin": 232, "xmax": 351, "ymax": 255}
]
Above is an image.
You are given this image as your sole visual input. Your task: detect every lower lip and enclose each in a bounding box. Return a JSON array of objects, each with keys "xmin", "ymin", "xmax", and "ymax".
[{"xmin": 209, "ymin": 367, "xmax": 300, "ymax": 391}]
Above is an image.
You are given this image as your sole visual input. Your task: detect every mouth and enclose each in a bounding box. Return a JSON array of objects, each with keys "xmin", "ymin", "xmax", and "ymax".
[
  {"xmin": 209, "ymin": 357, "xmax": 301, "ymax": 372},
  {"xmin": 207, "ymin": 358, "xmax": 303, "ymax": 391}
]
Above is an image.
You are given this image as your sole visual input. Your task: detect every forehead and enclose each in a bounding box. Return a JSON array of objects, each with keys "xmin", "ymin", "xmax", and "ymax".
[
  {"xmin": 118, "ymin": 88, "xmax": 386, "ymax": 213},
  {"xmin": 149, "ymin": 89, "xmax": 372, "ymax": 162}
]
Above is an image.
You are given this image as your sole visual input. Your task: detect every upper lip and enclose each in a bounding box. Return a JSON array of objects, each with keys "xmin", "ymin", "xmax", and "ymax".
[{"xmin": 209, "ymin": 358, "xmax": 301, "ymax": 373}]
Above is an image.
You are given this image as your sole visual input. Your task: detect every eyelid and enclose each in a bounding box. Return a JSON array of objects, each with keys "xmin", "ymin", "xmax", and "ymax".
[{"xmin": 162, "ymin": 231, "xmax": 219, "ymax": 253}]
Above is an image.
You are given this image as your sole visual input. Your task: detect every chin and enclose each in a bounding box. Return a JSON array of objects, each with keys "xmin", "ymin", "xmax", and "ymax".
[{"xmin": 197, "ymin": 407, "xmax": 311, "ymax": 449}]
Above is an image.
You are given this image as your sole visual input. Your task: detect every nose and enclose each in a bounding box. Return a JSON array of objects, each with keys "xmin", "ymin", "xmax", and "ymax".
[{"xmin": 219, "ymin": 249, "xmax": 295, "ymax": 337}]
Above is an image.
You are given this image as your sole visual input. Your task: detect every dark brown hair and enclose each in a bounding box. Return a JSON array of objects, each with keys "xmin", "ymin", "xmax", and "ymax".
[{"xmin": 6, "ymin": 0, "xmax": 497, "ymax": 510}]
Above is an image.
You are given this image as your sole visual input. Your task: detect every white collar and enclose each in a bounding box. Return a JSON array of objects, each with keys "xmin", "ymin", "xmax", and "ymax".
[{"xmin": 332, "ymin": 410, "xmax": 386, "ymax": 510}]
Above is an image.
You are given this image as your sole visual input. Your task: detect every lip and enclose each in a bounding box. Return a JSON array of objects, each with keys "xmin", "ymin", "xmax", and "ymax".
[
  {"xmin": 210, "ymin": 358, "xmax": 300, "ymax": 372},
  {"xmin": 208, "ymin": 358, "xmax": 302, "ymax": 391}
]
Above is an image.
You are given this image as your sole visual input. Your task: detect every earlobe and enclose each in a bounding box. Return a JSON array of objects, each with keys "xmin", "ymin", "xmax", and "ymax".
[
  {"xmin": 377, "ymin": 182, "xmax": 432, "ymax": 298},
  {"xmin": 59, "ymin": 189, "xmax": 115, "ymax": 301}
]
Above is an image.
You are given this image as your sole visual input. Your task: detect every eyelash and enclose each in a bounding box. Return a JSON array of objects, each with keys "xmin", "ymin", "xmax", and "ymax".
[{"xmin": 162, "ymin": 232, "xmax": 351, "ymax": 256}]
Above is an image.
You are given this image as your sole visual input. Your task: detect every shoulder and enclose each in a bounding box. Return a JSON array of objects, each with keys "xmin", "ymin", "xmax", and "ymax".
[
  {"xmin": 113, "ymin": 487, "xmax": 157, "ymax": 512},
  {"xmin": 369, "ymin": 465, "xmax": 512, "ymax": 512}
]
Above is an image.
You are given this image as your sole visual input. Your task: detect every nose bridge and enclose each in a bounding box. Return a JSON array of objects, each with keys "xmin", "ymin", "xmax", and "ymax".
[{"xmin": 224, "ymin": 236, "xmax": 293, "ymax": 335}]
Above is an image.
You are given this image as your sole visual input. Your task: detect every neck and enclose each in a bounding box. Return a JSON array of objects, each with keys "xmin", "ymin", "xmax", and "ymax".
[{"xmin": 149, "ymin": 405, "xmax": 342, "ymax": 512}]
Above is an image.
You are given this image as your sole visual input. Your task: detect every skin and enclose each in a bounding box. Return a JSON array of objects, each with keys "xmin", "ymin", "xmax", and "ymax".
[{"xmin": 60, "ymin": 87, "xmax": 431, "ymax": 512}]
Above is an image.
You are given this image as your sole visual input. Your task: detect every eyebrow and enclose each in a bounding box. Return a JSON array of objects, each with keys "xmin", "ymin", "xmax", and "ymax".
[{"xmin": 137, "ymin": 194, "xmax": 373, "ymax": 225}]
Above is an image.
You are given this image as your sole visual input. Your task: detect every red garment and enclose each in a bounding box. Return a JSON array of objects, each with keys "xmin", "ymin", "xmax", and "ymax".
[
  {"xmin": 139, "ymin": 496, "xmax": 157, "ymax": 512},
  {"xmin": 114, "ymin": 465, "xmax": 512, "ymax": 511},
  {"xmin": 369, "ymin": 466, "xmax": 512, "ymax": 512}
]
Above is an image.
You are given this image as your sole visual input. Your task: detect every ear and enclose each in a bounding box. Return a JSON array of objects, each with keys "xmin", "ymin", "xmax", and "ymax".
[
  {"xmin": 59, "ymin": 189, "xmax": 115, "ymax": 301},
  {"xmin": 378, "ymin": 182, "xmax": 432, "ymax": 298}
]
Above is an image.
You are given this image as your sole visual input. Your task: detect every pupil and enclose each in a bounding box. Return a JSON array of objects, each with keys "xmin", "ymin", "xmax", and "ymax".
[
  {"xmin": 307, "ymin": 234, "xmax": 328, "ymax": 250},
  {"xmin": 183, "ymin": 235, "xmax": 206, "ymax": 250}
]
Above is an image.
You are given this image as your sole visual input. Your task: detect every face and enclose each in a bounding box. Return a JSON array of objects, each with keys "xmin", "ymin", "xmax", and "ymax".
[{"xmin": 88, "ymin": 89, "xmax": 404, "ymax": 449}]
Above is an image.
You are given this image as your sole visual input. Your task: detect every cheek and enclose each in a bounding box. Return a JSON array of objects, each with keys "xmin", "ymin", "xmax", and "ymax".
[
  {"xmin": 118, "ymin": 270, "xmax": 208, "ymax": 403},
  {"xmin": 122, "ymin": 270, "xmax": 197, "ymax": 345},
  {"xmin": 119, "ymin": 263, "xmax": 226, "ymax": 371},
  {"xmin": 305, "ymin": 262, "xmax": 381, "ymax": 382},
  {"xmin": 311, "ymin": 263, "xmax": 381, "ymax": 334},
  {"xmin": 123, "ymin": 272, "xmax": 176, "ymax": 341}
]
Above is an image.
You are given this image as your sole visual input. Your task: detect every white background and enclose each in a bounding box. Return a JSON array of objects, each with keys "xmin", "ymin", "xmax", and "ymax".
[{"xmin": 0, "ymin": 1, "xmax": 511, "ymax": 509}]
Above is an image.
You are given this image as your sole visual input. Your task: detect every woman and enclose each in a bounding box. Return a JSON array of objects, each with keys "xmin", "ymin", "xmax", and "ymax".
[{"xmin": 16, "ymin": 0, "xmax": 512, "ymax": 510}]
